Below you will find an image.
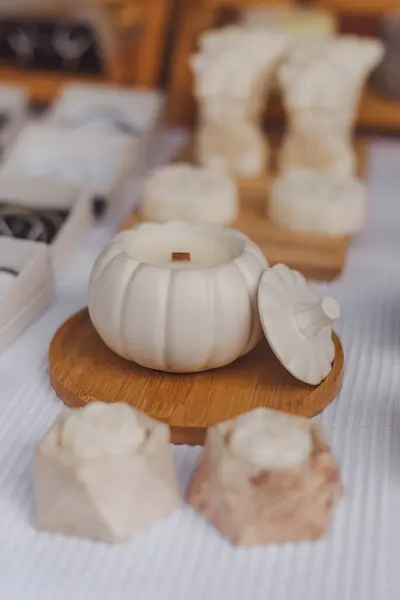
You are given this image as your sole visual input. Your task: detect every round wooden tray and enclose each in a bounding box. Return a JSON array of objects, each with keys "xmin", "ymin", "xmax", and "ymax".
[{"xmin": 49, "ymin": 309, "xmax": 344, "ymax": 445}]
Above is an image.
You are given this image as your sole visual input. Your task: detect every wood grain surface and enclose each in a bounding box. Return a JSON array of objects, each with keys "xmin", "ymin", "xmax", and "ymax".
[{"xmin": 49, "ymin": 308, "xmax": 344, "ymax": 445}]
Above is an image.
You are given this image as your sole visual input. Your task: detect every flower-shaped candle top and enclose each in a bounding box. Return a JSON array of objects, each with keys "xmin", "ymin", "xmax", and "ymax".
[
  {"xmin": 229, "ymin": 407, "xmax": 312, "ymax": 472},
  {"xmin": 140, "ymin": 163, "xmax": 238, "ymax": 226},
  {"xmin": 258, "ymin": 264, "xmax": 340, "ymax": 385},
  {"xmin": 269, "ymin": 169, "xmax": 367, "ymax": 235},
  {"xmin": 59, "ymin": 402, "xmax": 146, "ymax": 460}
]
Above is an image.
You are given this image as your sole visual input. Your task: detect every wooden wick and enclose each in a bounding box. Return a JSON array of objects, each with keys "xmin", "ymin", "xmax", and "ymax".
[{"xmin": 171, "ymin": 252, "xmax": 191, "ymax": 262}]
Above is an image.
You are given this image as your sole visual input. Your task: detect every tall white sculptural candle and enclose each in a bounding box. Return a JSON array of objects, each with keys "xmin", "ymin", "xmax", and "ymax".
[
  {"xmin": 191, "ymin": 27, "xmax": 288, "ymax": 178},
  {"xmin": 278, "ymin": 36, "xmax": 384, "ymax": 177}
]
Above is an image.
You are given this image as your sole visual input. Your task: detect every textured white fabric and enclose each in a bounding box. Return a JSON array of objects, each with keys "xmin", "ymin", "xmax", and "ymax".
[{"xmin": 0, "ymin": 134, "xmax": 398, "ymax": 600}]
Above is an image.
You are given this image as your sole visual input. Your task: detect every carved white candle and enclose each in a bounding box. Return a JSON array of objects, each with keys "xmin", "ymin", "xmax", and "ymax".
[
  {"xmin": 278, "ymin": 36, "xmax": 384, "ymax": 176},
  {"xmin": 191, "ymin": 26, "xmax": 289, "ymax": 177}
]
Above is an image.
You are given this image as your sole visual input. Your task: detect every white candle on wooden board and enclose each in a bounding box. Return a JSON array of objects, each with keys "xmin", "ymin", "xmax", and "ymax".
[{"xmin": 140, "ymin": 163, "xmax": 239, "ymax": 227}]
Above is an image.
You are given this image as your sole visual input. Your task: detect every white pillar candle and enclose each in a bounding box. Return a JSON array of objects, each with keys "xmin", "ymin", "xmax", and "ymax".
[
  {"xmin": 278, "ymin": 36, "xmax": 384, "ymax": 177},
  {"xmin": 191, "ymin": 26, "xmax": 289, "ymax": 177}
]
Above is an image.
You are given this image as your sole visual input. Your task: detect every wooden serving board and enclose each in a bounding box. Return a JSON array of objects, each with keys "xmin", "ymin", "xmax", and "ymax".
[
  {"xmin": 121, "ymin": 136, "xmax": 369, "ymax": 282},
  {"xmin": 49, "ymin": 309, "xmax": 344, "ymax": 446}
]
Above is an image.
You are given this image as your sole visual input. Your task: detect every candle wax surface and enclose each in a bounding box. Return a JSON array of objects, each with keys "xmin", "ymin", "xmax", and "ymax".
[{"xmin": 124, "ymin": 230, "xmax": 246, "ymax": 269}]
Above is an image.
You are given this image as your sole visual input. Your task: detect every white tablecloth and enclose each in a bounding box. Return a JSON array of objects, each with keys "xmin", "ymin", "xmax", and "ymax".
[{"xmin": 0, "ymin": 133, "xmax": 399, "ymax": 600}]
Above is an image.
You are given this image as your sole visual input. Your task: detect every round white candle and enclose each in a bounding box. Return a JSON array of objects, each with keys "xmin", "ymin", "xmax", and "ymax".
[
  {"xmin": 88, "ymin": 221, "xmax": 268, "ymax": 373},
  {"xmin": 140, "ymin": 163, "xmax": 239, "ymax": 226},
  {"xmin": 269, "ymin": 169, "xmax": 367, "ymax": 235}
]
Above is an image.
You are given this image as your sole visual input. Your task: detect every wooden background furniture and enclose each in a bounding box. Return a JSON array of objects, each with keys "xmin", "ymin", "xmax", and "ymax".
[
  {"xmin": 167, "ymin": 0, "xmax": 400, "ymax": 132},
  {"xmin": 0, "ymin": 0, "xmax": 172, "ymax": 104}
]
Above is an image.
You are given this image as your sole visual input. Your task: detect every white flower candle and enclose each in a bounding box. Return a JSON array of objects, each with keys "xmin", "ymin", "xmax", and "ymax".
[{"xmin": 230, "ymin": 408, "xmax": 312, "ymax": 471}]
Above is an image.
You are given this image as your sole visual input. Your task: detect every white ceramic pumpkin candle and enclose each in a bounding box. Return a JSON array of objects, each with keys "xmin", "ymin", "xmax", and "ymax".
[{"xmin": 88, "ymin": 221, "xmax": 268, "ymax": 373}]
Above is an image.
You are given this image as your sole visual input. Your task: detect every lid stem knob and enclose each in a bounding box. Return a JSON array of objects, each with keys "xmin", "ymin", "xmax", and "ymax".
[{"xmin": 294, "ymin": 296, "xmax": 340, "ymax": 339}]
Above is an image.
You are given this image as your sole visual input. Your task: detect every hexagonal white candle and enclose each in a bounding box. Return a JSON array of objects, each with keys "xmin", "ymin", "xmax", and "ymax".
[{"xmin": 34, "ymin": 402, "xmax": 181, "ymax": 542}]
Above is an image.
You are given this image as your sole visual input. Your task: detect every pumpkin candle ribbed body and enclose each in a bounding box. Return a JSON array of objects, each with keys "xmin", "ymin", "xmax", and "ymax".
[{"xmin": 88, "ymin": 221, "xmax": 268, "ymax": 373}]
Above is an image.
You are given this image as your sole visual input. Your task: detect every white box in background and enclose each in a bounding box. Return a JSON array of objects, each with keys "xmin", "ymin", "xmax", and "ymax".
[
  {"xmin": 0, "ymin": 84, "xmax": 29, "ymax": 158},
  {"xmin": 46, "ymin": 83, "xmax": 164, "ymax": 140},
  {"xmin": 44, "ymin": 83, "xmax": 164, "ymax": 172},
  {"xmin": 0, "ymin": 237, "xmax": 53, "ymax": 354},
  {"xmin": 0, "ymin": 123, "xmax": 138, "ymax": 215},
  {"xmin": 0, "ymin": 176, "xmax": 97, "ymax": 272}
]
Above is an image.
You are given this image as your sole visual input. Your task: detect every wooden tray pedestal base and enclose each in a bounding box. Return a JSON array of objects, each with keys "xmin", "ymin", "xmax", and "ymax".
[{"xmin": 49, "ymin": 309, "xmax": 344, "ymax": 445}]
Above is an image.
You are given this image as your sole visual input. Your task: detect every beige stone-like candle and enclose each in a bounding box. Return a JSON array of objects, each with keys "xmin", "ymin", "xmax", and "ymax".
[
  {"xmin": 187, "ymin": 407, "xmax": 343, "ymax": 546},
  {"xmin": 34, "ymin": 402, "xmax": 181, "ymax": 543}
]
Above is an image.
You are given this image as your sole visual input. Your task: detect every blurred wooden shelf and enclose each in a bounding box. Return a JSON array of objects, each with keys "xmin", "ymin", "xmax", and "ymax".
[
  {"xmin": 0, "ymin": 0, "xmax": 171, "ymax": 102},
  {"xmin": 357, "ymin": 89, "xmax": 400, "ymax": 129},
  {"xmin": 167, "ymin": 0, "xmax": 400, "ymax": 128},
  {"xmin": 316, "ymin": 0, "xmax": 400, "ymax": 15},
  {"xmin": 0, "ymin": 66, "xmax": 106, "ymax": 103}
]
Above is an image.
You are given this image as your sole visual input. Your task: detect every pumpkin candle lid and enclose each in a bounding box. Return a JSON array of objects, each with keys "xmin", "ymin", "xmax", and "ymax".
[{"xmin": 257, "ymin": 264, "xmax": 340, "ymax": 385}]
